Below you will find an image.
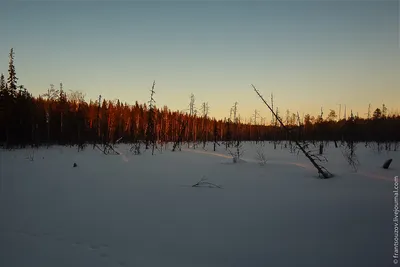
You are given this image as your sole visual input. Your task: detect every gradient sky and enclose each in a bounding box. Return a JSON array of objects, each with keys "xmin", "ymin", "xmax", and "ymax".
[{"xmin": 1, "ymin": 0, "xmax": 399, "ymax": 121}]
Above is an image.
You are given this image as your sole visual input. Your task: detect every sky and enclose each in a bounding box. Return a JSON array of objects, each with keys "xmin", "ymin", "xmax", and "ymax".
[{"xmin": 0, "ymin": 0, "xmax": 399, "ymax": 121}]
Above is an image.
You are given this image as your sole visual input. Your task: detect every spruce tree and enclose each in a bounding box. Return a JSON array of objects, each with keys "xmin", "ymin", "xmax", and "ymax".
[
  {"xmin": 0, "ymin": 73, "xmax": 5, "ymax": 92},
  {"xmin": 7, "ymin": 48, "xmax": 18, "ymax": 97}
]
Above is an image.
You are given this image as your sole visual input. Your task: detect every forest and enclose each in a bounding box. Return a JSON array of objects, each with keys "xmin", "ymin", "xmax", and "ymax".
[{"xmin": 1, "ymin": 48, "xmax": 399, "ymax": 149}]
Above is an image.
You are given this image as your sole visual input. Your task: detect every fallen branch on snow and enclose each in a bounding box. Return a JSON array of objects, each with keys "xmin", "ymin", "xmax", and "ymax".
[{"xmin": 192, "ymin": 176, "xmax": 222, "ymax": 189}]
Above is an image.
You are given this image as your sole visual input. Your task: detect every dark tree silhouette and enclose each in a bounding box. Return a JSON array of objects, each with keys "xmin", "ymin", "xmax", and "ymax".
[
  {"xmin": 7, "ymin": 48, "xmax": 18, "ymax": 96},
  {"xmin": 0, "ymin": 49, "xmax": 399, "ymax": 151},
  {"xmin": 146, "ymin": 80, "xmax": 156, "ymax": 154}
]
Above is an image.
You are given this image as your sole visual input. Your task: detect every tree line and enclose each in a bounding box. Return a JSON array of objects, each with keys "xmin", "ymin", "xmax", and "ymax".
[{"xmin": 0, "ymin": 48, "xmax": 399, "ymax": 149}]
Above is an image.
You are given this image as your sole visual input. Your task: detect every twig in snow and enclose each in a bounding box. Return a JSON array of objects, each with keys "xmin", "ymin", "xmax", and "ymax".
[{"xmin": 192, "ymin": 176, "xmax": 222, "ymax": 189}]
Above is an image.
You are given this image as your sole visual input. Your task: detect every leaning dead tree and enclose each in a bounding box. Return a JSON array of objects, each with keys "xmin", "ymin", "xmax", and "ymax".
[{"xmin": 252, "ymin": 85, "xmax": 332, "ymax": 178}]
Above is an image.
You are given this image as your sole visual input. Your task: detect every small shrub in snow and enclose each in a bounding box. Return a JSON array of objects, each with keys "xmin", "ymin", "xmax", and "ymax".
[
  {"xmin": 95, "ymin": 143, "xmax": 120, "ymax": 155},
  {"xmin": 77, "ymin": 143, "xmax": 87, "ymax": 152},
  {"xmin": 255, "ymin": 148, "xmax": 267, "ymax": 166},
  {"xmin": 25, "ymin": 149, "xmax": 35, "ymax": 161},
  {"xmin": 130, "ymin": 140, "xmax": 142, "ymax": 155},
  {"xmin": 341, "ymin": 141, "xmax": 359, "ymax": 172},
  {"xmin": 228, "ymin": 140, "xmax": 244, "ymax": 164}
]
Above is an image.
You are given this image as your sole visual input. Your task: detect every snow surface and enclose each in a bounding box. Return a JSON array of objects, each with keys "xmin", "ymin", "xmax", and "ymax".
[{"xmin": 0, "ymin": 142, "xmax": 398, "ymax": 267}]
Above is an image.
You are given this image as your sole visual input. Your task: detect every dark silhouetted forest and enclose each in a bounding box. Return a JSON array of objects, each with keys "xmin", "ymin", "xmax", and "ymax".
[{"xmin": 0, "ymin": 48, "xmax": 399, "ymax": 149}]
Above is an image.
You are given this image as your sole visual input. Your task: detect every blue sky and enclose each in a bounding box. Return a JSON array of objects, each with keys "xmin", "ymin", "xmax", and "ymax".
[{"xmin": 1, "ymin": 1, "xmax": 399, "ymax": 121}]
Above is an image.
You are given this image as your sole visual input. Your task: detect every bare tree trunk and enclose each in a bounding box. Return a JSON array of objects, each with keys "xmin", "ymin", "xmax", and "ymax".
[
  {"xmin": 172, "ymin": 115, "xmax": 187, "ymax": 152},
  {"xmin": 252, "ymin": 85, "xmax": 332, "ymax": 178}
]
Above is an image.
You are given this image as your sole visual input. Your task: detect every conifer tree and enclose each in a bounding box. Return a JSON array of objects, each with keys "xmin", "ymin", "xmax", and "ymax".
[
  {"xmin": 0, "ymin": 73, "xmax": 5, "ymax": 92},
  {"xmin": 7, "ymin": 48, "xmax": 18, "ymax": 97}
]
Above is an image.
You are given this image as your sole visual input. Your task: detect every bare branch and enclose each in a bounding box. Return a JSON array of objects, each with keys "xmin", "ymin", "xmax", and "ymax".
[{"xmin": 192, "ymin": 176, "xmax": 222, "ymax": 189}]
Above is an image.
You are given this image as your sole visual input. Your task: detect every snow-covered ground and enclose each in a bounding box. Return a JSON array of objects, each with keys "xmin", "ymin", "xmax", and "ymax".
[{"xmin": 0, "ymin": 142, "xmax": 398, "ymax": 267}]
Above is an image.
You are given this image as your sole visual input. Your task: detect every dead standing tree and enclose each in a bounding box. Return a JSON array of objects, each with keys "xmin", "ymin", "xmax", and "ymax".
[
  {"xmin": 172, "ymin": 112, "xmax": 188, "ymax": 152},
  {"xmin": 224, "ymin": 107, "xmax": 234, "ymax": 150},
  {"xmin": 253, "ymin": 109, "xmax": 260, "ymax": 142},
  {"xmin": 42, "ymin": 84, "xmax": 59, "ymax": 146},
  {"xmin": 271, "ymin": 93, "xmax": 278, "ymax": 149},
  {"xmin": 201, "ymin": 102, "xmax": 209, "ymax": 149},
  {"xmin": 341, "ymin": 110, "xmax": 359, "ymax": 171},
  {"xmin": 93, "ymin": 96, "xmax": 120, "ymax": 156},
  {"xmin": 95, "ymin": 95, "xmax": 101, "ymax": 147},
  {"xmin": 188, "ymin": 94, "xmax": 197, "ymax": 148},
  {"xmin": 228, "ymin": 102, "xmax": 244, "ymax": 163},
  {"xmin": 213, "ymin": 118, "xmax": 220, "ymax": 151},
  {"xmin": 145, "ymin": 80, "xmax": 157, "ymax": 155},
  {"xmin": 318, "ymin": 107, "xmax": 324, "ymax": 155},
  {"xmin": 252, "ymin": 85, "xmax": 332, "ymax": 178},
  {"xmin": 158, "ymin": 105, "xmax": 169, "ymax": 152}
]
